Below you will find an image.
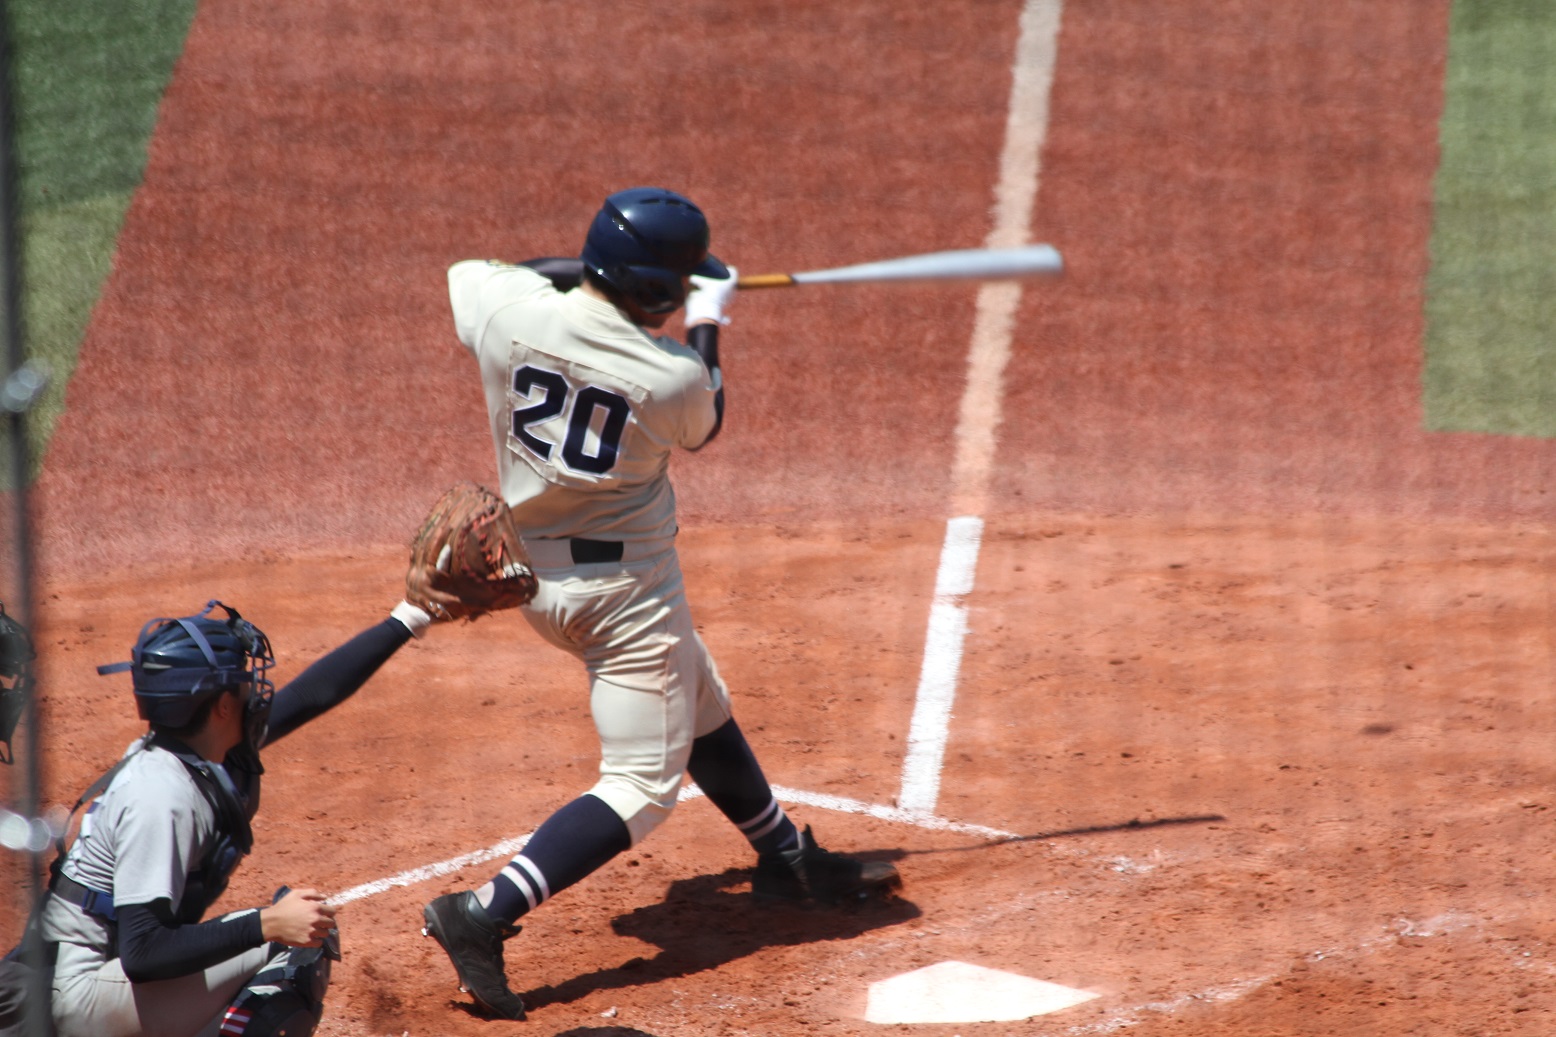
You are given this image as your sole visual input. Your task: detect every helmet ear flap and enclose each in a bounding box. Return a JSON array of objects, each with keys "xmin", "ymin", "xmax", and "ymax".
[{"xmin": 606, "ymin": 264, "xmax": 687, "ymax": 314}]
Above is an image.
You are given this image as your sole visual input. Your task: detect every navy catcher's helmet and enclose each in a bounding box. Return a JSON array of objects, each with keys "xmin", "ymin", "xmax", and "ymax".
[
  {"xmin": 580, "ymin": 187, "xmax": 728, "ymax": 315},
  {"xmin": 0, "ymin": 602, "xmax": 36, "ymax": 764},
  {"xmin": 98, "ymin": 601, "xmax": 275, "ymax": 747}
]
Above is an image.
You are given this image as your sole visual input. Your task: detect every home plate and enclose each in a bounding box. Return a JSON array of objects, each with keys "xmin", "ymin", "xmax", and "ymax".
[{"xmin": 865, "ymin": 961, "xmax": 1100, "ymax": 1024}]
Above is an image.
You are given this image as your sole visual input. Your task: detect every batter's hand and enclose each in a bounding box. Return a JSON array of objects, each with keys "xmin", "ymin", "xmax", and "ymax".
[
  {"xmin": 260, "ymin": 887, "xmax": 337, "ymax": 948},
  {"xmin": 686, "ymin": 266, "xmax": 737, "ymax": 326}
]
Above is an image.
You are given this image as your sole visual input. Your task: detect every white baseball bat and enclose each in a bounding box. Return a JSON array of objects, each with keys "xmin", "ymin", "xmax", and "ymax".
[{"xmin": 736, "ymin": 244, "xmax": 1063, "ymax": 289}]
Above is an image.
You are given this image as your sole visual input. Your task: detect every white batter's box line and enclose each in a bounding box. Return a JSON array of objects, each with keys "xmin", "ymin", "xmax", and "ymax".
[
  {"xmin": 1065, "ymin": 975, "xmax": 1276, "ymax": 1035},
  {"xmin": 327, "ymin": 787, "xmax": 1017, "ymax": 909},
  {"xmin": 326, "ymin": 833, "xmax": 532, "ymax": 907},
  {"xmin": 327, "ymin": 785, "xmax": 1162, "ymax": 909},
  {"xmin": 705, "ymin": 782, "xmax": 1174, "ymax": 876},
  {"xmin": 680, "ymin": 781, "xmax": 1020, "ymax": 840},
  {"xmin": 333, "ymin": 781, "xmax": 1179, "ymax": 914},
  {"xmin": 1061, "ymin": 911, "xmax": 1491, "ymax": 1036}
]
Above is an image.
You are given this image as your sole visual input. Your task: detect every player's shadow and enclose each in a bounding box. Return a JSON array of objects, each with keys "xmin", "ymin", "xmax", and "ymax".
[
  {"xmin": 521, "ymin": 865, "xmax": 918, "ymax": 1011},
  {"xmin": 517, "ymin": 816, "xmax": 1214, "ymax": 1011},
  {"xmin": 902, "ymin": 813, "xmax": 1228, "ymax": 856}
]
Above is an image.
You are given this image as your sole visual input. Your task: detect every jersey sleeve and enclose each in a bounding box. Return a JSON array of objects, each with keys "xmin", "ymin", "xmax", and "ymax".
[
  {"xmin": 449, "ymin": 260, "xmax": 553, "ymax": 356},
  {"xmin": 107, "ymin": 788, "xmax": 204, "ymax": 910},
  {"xmin": 665, "ymin": 340, "xmax": 720, "ymax": 449}
]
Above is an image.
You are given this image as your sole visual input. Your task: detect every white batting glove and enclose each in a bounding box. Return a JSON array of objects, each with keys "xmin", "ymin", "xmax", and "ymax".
[{"xmin": 684, "ymin": 266, "xmax": 738, "ymax": 326}]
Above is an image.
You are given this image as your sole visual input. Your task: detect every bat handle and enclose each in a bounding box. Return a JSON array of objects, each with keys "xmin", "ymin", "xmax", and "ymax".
[{"xmin": 735, "ymin": 273, "xmax": 797, "ymax": 290}]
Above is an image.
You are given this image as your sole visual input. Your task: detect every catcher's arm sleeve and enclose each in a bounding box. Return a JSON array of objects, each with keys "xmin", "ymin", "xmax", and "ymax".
[
  {"xmin": 685, "ymin": 322, "xmax": 724, "ymax": 450},
  {"xmin": 117, "ymin": 900, "xmax": 264, "ymax": 983},
  {"xmin": 262, "ymin": 618, "xmax": 412, "ymax": 745}
]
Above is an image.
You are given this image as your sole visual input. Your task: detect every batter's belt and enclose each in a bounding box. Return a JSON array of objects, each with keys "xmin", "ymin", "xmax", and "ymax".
[{"xmin": 522, "ymin": 536, "xmax": 677, "ymax": 569}]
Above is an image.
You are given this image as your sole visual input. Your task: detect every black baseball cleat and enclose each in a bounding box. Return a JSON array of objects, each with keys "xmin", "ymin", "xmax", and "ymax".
[
  {"xmin": 753, "ymin": 826, "xmax": 902, "ymax": 905},
  {"xmin": 421, "ymin": 891, "xmax": 526, "ymax": 1020}
]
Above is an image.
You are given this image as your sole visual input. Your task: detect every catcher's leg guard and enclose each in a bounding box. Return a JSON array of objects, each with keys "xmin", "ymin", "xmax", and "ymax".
[{"xmin": 219, "ymin": 937, "xmax": 337, "ymax": 1037}]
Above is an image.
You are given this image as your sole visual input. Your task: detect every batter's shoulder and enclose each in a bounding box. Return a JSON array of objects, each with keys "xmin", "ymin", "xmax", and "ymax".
[
  {"xmin": 449, "ymin": 261, "xmax": 559, "ymax": 349},
  {"xmin": 449, "ymin": 259, "xmax": 555, "ymax": 298}
]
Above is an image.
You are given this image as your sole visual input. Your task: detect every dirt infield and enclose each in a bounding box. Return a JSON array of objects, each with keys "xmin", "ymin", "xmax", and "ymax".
[{"xmin": 9, "ymin": 0, "xmax": 1556, "ymax": 1034}]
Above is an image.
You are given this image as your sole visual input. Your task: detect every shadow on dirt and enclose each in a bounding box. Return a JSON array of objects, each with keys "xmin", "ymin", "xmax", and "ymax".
[
  {"xmin": 522, "ymin": 866, "xmax": 919, "ymax": 1010},
  {"xmin": 898, "ymin": 813, "xmax": 1228, "ymax": 857}
]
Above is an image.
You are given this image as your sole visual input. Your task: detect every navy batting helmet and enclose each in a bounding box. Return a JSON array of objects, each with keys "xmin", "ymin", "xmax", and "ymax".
[
  {"xmin": 0, "ymin": 603, "xmax": 36, "ymax": 764},
  {"xmin": 98, "ymin": 601, "xmax": 275, "ymax": 747},
  {"xmin": 580, "ymin": 187, "xmax": 728, "ymax": 315}
]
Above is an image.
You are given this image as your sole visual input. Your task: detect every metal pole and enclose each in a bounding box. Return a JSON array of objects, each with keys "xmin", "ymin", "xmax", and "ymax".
[{"xmin": 0, "ymin": 0, "xmax": 50, "ymax": 1033}]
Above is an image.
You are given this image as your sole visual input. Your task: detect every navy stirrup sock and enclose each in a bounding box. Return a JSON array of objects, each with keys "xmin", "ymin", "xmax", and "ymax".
[
  {"xmin": 484, "ymin": 793, "xmax": 631, "ymax": 925},
  {"xmin": 687, "ymin": 718, "xmax": 800, "ymax": 857}
]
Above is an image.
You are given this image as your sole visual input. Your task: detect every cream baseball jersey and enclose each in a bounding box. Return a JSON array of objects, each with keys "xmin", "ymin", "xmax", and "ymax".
[{"xmin": 448, "ymin": 261, "xmax": 720, "ymax": 542}]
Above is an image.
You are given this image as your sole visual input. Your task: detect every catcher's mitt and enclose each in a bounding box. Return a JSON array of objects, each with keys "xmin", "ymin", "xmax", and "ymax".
[{"xmin": 406, "ymin": 483, "xmax": 537, "ymax": 622}]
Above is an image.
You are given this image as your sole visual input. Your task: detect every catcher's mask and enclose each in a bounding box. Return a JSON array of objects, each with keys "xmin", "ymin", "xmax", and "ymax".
[
  {"xmin": 580, "ymin": 186, "xmax": 728, "ymax": 315},
  {"xmin": 0, "ymin": 602, "xmax": 37, "ymax": 764},
  {"xmin": 98, "ymin": 600, "xmax": 275, "ymax": 754}
]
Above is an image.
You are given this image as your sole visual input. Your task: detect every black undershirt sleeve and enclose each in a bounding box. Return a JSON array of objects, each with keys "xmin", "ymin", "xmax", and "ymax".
[
  {"xmin": 116, "ymin": 899, "xmax": 265, "ymax": 983},
  {"xmin": 519, "ymin": 256, "xmax": 585, "ymax": 291},
  {"xmin": 686, "ymin": 322, "xmax": 724, "ymax": 449},
  {"xmin": 263, "ymin": 618, "xmax": 412, "ymax": 745}
]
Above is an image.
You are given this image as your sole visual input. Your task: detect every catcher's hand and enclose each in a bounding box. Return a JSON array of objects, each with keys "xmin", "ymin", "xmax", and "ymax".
[{"xmin": 406, "ymin": 483, "xmax": 537, "ymax": 622}]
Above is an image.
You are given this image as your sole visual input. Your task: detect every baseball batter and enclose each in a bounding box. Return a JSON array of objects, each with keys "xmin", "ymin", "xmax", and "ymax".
[
  {"xmin": 31, "ymin": 597, "xmax": 434, "ymax": 1037},
  {"xmin": 420, "ymin": 187, "xmax": 900, "ymax": 1020}
]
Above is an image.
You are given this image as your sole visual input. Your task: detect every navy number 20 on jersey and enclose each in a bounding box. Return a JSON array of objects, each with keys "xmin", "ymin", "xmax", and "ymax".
[{"xmin": 511, "ymin": 364, "xmax": 631, "ymax": 476}]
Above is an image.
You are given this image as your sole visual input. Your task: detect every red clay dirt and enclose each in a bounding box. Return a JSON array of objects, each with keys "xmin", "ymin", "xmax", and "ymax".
[{"xmin": 6, "ymin": 1, "xmax": 1556, "ymax": 1035}]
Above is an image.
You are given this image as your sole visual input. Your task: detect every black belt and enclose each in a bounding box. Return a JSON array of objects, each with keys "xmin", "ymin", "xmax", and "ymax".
[
  {"xmin": 570, "ymin": 538, "xmax": 624, "ymax": 564},
  {"xmin": 50, "ymin": 872, "xmax": 117, "ymax": 923}
]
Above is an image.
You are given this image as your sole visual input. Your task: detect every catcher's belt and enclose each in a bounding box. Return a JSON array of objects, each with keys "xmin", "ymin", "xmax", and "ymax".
[{"xmin": 49, "ymin": 873, "xmax": 117, "ymax": 923}]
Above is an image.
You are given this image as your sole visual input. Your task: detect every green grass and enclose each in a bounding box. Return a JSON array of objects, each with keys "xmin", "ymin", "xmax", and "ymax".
[
  {"xmin": 1424, "ymin": 0, "xmax": 1556, "ymax": 437},
  {"xmin": 1, "ymin": 0, "xmax": 197, "ymax": 485}
]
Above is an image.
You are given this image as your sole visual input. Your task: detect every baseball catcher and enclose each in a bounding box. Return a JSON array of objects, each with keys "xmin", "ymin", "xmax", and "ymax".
[
  {"xmin": 19, "ymin": 593, "xmax": 432, "ymax": 1037},
  {"xmin": 405, "ymin": 482, "xmax": 537, "ymax": 622}
]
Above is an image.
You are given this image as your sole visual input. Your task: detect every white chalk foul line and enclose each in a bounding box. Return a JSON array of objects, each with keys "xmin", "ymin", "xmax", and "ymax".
[
  {"xmin": 902, "ymin": 0, "xmax": 1063, "ymax": 816},
  {"xmin": 900, "ymin": 516, "xmax": 984, "ymax": 814}
]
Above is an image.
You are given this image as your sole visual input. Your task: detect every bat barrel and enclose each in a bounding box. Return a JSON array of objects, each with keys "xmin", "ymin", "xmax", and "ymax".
[
  {"xmin": 795, "ymin": 245, "xmax": 1062, "ymax": 285},
  {"xmin": 734, "ymin": 245, "xmax": 1063, "ymax": 290}
]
